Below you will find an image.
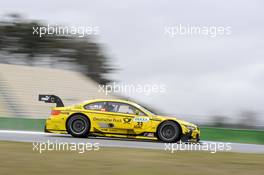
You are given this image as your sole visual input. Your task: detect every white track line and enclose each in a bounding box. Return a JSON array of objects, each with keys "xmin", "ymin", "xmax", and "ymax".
[
  {"xmin": 0, "ymin": 130, "xmax": 263, "ymax": 148},
  {"xmin": 0, "ymin": 130, "xmax": 49, "ymax": 135}
]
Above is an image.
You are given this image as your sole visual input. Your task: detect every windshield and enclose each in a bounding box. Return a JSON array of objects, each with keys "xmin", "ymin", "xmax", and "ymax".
[{"xmin": 133, "ymin": 103, "xmax": 157, "ymax": 116}]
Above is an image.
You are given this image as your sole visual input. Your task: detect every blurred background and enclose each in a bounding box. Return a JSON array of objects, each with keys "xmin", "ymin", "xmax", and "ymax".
[
  {"xmin": 0, "ymin": 1, "xmax": 264, "ymax": 175},
  {"xmin": 0, "ymin": 0, "xmax": 263, "ymax": 132}
]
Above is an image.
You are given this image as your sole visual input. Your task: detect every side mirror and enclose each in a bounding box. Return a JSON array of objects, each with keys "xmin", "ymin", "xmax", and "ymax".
[{"xmin": 135, "ymin": 110, "xmax": 140, "ymax": 115}]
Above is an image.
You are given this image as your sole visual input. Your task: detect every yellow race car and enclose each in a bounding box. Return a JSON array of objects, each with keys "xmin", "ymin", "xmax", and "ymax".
[{"xmin": 39, "ymin": 95, "xmax": 200, "ymax": 143}]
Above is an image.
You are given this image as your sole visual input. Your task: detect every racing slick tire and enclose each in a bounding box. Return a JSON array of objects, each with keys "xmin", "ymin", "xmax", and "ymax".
[
  {"xmin": 67, "ymin": 114, "xmax": 90, "ymax": 138},
  {"xmin": 157, "ymin": 121, "xmax": 181, "ymax": 143}
]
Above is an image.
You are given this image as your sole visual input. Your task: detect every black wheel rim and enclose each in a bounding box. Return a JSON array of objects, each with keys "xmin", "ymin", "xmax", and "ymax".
[
  {"xmin": 161, "ymin": 125, "xmax": 176, "ymax": 139},
  {"xmin": 71, "ymin": 119, "xmax": 86, "ymax": 133}
]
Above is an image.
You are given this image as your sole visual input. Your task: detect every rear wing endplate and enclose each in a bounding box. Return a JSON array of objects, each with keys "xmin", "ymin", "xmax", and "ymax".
[{"xmin": 38, "ymin": 95, "xmax": 64, "ymax": 107}]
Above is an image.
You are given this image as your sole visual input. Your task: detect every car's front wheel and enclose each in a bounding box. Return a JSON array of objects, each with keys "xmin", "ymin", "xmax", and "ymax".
[
  {"xmin": 157, "ymin": 121, "xmax": 181, "ymax": 143},
  {"xmin": 67, "ymin": 115, "xmax": 90, "ymax": 138}
]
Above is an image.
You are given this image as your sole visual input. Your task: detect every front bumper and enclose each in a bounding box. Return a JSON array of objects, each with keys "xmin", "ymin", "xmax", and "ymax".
[{"xmin": 181, "ymin": 128, "xmax": 200, "ymax": 142}]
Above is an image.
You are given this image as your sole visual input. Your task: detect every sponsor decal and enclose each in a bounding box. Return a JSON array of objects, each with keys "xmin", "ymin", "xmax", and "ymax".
[
  {"xmin": 93, "ymin": 117, "xmax": 122, "ymax": 123},
  {"xmin": 133, "ymin": 117, "xmax": 149, "ymax": 122},
  {"xmin": 123, "ymin": 118, "xmax": 132, "ymax": 124},
  {"xmin": 41, "ymin": 96, "xmax": 50, "ymax": 101},
  {"xmin": 100, "ymin": 128, "xmax": 108, "ymax": 132},
  {"xmin": 60, "ymin": 112, "xmax": 69, "ymax": 115}
]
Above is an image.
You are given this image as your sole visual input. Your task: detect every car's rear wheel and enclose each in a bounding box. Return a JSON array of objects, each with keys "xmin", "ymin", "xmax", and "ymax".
[
  {"xmin": 157, "ymin": 121, "xmax": 181, "ymax": 143},
  {"xmin": 67, "ymin": 115, "xmax": 90, "ymax": 138}
]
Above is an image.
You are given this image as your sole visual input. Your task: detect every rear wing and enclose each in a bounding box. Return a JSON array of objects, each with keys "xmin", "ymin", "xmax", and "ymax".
[{"xmin": 38, "ymin": 95, "xmax": 64, "ymax": 107}]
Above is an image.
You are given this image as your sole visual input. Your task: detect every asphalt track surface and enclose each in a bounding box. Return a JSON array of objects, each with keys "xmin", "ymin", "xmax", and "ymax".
[{"xmin": 0, "ymin": 130, "xmax": 263, "ymax": 154}]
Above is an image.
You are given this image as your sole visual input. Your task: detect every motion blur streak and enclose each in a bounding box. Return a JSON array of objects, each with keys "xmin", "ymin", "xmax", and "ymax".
[{"xmin": 0, "ymin": 130, "xmax": 263, "ymax": 154}]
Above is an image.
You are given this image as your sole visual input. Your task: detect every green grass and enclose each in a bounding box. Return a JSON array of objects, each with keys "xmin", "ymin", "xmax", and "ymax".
[
  {"xmin": 0, "ymin": 141, "xmax": 263, "ymax": 175},
  {"xmin": 0, "ymin": 117, "xmax": 45, "ymax": 131},
  {"xmin": 0, "ymin": 117, "xmax": 263, "ymax": 144},
  {"xmin": 201, "ymin": 127, "xmax": 264, "ymax": 144}
]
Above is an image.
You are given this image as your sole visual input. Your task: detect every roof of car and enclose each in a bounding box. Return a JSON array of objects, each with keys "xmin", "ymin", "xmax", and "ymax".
[{"xmin": 81, "ymin": 99, "xmax": 136, "ymax": 105}]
